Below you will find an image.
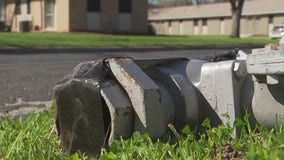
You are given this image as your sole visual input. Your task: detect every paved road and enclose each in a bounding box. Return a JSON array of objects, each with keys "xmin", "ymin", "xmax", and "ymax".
[{"xmin": 0, "ymin": 49, "xmax": 250, "ymax": 106}]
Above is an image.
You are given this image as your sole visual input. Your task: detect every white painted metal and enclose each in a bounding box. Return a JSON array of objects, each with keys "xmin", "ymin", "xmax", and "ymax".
[
  {"xmin": 252, "ymin": 82, "xmax": 284, "ymax": 128},
  {"xmin": 100, "ymin": 80, "xmax": 133, "ymax": 144},
  {"xmin": 247, "ymin": 49, "xmax": 284, "ymax": 75},
  {"xmin": 193, "ymin": 60, "xmax": 245, "ymax": 128},
  {"xmin": 107, "ymin": 58, "xmax": 174, "ymax": 138}
]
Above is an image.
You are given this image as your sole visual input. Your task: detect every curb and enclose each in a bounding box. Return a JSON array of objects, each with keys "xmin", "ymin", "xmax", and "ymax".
[{"xmin": 0, "ymin": 45, "xmax": 262, "ymax": 54}]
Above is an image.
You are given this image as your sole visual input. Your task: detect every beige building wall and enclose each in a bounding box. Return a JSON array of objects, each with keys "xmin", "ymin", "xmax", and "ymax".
[
  {"xmin": 260, "ymin": 16, "xmax": 269, "ymax": 36},
  {"xmin": 132, "ymin": 0, "xmax": 147, "ymax": 33},
  {"xmin": 254, "ymin": 16, "xmax": 266, "ymax": 36},
  {"xmin": 161, "ymin": 21, "xmax": 167, "ymax": 34},
  {"xmin": 274, "ymin": 15, "xmax": 284, "ymax": 25},
  {"xmin": 4, "ymin": 0, "xmax": 148, "ymax": 33},
  {"xmin": 56, "ymin": 0, "xmax": 70, "ymax": 32},
  {"xmin": 241, "ymin": 16, "xmax": 269, "ymax": 36},
  {"xmin": 247, "ymin": 17, "xmax": 254, "ymax": 36},
  {"xmin": 69, "ymin": 0, "xmax": 86, "ymax": 31},
  {"xmin": 207, "ymin": 18, "xmax": 220, "ymax": 35},
  {"xmin": 240, "ymin": 17, "xmax": 247, "ymax": 35},
  {"xmin": 163, "ymin": 21, "xmax": 169, "ymax": 35},
  {"xmin": 101, "ymin": 0, "xmax": 118, "ymax": 33},
  {"xmin": 183, "ymin": 20, "xmax": 193, "ymax": 35},
  {"xmin": 151, "ymin": 16, "xmax": 276, "ymax": 36},
  {"xmin": 224, "ymin": 18, "xmax": 232, "ymax": 35},
  {"xmin": 6, "ymin": 0, "xmax": 43, "ymax": 32},
  {"xmin": 154, "ymin": 21, "xmax": 166, "ymax": 34},
  {"xmin": 150, "ymin": 19, "xmax": 197, "ymax": 35},
  {"xmin": 30, "ymin": 0, "xmax": 43, "ymax": 31},
  {"xmin": 171, "ymin": 20, "xmax": 179, "ymax": 35},
  {"xmin": 5, "ymin": 0, "xmax": 16, "ymax": 31}
]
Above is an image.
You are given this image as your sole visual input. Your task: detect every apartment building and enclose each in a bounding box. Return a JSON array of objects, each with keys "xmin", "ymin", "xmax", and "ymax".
[{"xmin": 149, "ymin": 0, "xmax": 284, "ymax": 36}]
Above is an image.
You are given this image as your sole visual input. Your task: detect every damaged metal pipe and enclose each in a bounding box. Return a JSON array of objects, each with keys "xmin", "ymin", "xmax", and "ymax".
[{"xmin": 54, "ymin": 38, "xmax": 284, "ymax": 156}]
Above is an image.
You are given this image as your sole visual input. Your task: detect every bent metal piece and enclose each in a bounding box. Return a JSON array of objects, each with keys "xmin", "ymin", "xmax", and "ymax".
[
  {"xmin": 100, "ymin": 79, "xmax": 133, "ymax": 144},
  {"xmin": 55, "ymin": 79, "xmax": 105, "ymax": 156},
  {"xmin": 106, "ymin": 58, "xmax": 175, "ymax": 139},
  {"xmin": 54, "ymin": 43, "xmax": 284, "ymax": 156}
]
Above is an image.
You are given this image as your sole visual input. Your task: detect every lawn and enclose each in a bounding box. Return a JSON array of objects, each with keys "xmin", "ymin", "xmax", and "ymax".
[
  {"xmin": 0, "ymin": 105, "xmax": 284, "ymax": 160},
  {"xmin": 0, "ymin": 32, "xmax": 278, "ymax": 48}
]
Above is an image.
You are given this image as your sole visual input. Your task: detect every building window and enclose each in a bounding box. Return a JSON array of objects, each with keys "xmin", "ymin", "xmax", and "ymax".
[
  {"xmin": 193, "ymin": 19, "xmax": 198, "ymax": 26},
  {"xmin": 202, "ymin": 19, "xmax": 207, "ymax": 26},
  {"xmin": 168, "ymin": 21, "xmax": 171, "ymax": 27},
  {"xmin": 220, "ymin": 18, "xmax": 225, "ymax": 35},
  {"xmin": 15, "ymin": 0, "xmax": 21, "ymax": 15},
  {"xmin": 119, "ymin": 0, "xmax": 131, "ymax": 13},
  {"xmin": 27, "ymin": 0, "xmax": 31, "ymax": 14},
  {"xmin": 87, "ymin": 0, "xmax": 101, "ymax": 12}
]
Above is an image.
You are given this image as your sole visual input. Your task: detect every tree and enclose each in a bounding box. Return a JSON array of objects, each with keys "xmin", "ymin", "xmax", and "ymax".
[{"xmin": 229, "ymin": 0, "xmax": 245, "ymax": 37}]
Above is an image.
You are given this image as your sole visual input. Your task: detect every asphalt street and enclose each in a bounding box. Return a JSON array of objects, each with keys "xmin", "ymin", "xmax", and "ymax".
[{"xmin": 0, "ymin": 49, "xmax": 250, "ymax": 106}]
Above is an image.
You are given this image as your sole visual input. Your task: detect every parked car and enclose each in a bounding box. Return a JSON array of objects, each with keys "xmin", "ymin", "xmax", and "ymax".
[{"xmin": 269, "ymin": 24, "xmax": 284, "ymax": 38}]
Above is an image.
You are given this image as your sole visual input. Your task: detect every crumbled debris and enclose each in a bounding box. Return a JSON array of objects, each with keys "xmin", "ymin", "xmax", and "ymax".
[
  {"xmin": 265, "ymin": 43, "xmax": 279, "ymax": 50},
  {"xmin": 214, "ymin": 144, "xmax": 244, "ymax": 160}
]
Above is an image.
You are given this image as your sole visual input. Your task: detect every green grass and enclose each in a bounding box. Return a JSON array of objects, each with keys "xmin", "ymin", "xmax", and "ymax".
[
  {"xmin": 0, "ymin": 110, "xmax": 88, "ymax": 160},
  {"xmin": 0, "ymin": 110, "xmax": 284, "ymax": 160},
  {"xmin": 0, "ymin": 32, "xmax": 278, "ymax": 48}
]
